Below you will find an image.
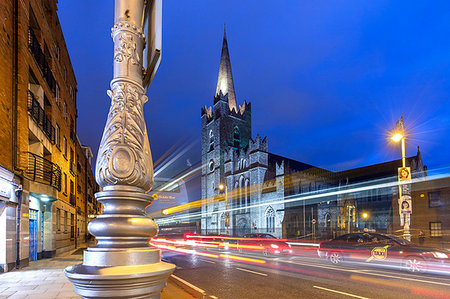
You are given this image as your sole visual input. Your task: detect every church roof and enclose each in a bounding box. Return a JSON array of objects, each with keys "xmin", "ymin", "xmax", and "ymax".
[{"xmin": 215, "ymin": 27, "xmax": 238, "ymax": 113}]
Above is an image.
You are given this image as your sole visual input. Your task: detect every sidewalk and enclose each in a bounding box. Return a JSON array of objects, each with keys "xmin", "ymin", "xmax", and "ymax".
[{"xmin": 0, "ymin": 249, "xmax": 194, "ymax": 299}]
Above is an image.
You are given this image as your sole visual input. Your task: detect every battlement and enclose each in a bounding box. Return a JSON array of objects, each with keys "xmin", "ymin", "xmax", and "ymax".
[
  {"xmin": 201, "ymin": 105, "xmax": 213, "ymax": 119},
  {"xmin": 249, "ymin": 134, "xmax": 268, "ymax": 153}
]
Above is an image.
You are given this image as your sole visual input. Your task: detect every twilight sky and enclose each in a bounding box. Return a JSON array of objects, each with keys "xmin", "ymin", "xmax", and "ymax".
[{"xmin": 58, "ymin": 0, "xmax": 450, "ymax": 173}]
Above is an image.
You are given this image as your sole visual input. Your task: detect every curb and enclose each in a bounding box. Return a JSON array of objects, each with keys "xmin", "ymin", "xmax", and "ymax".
[{"xmin": 168, "ymin": 275, "xmax": 217, "ymax": 299}]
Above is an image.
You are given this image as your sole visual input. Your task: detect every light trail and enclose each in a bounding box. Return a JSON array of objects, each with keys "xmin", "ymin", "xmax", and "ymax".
[
  {"xmin": 154, "ymin": 141, "xmax": 197, "ymax": 177},
  {"xmin": 156, "ymin": 172, "xmax": 450, "ymax": 225}
]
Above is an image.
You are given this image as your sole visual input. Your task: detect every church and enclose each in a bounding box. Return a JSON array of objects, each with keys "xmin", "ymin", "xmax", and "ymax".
[
  {"xmin": 200, "ymin": 31, "xmax": 426, "ymax": 239},
  {"xmin": 200, "ymin": 30, "xmax": 328, "ymax": 238}
]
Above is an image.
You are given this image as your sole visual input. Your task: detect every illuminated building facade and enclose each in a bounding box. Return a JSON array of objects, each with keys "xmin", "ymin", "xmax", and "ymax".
[
  {"xmin": 0, "ymin": 0, "xmax": 100, "ymax": 272},
  {"xmin": 201, "ymin": 31, "xmax": 327, "ymax": 237}
]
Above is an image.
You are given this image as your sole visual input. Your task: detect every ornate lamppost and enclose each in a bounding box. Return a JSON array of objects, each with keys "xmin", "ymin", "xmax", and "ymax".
[{"xmin": 65, "ymin": 0, "xmax": 175, "ymax": 298}]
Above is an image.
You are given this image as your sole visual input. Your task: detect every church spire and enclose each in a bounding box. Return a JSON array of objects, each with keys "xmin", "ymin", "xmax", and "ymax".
[{"xmin": 215, "ymin": 25, "xmax": 238, "ymax": 113}]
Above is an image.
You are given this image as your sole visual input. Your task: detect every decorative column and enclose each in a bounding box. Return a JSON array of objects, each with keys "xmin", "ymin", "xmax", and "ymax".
[{"xmin": 64, "ymin": 0, "xmax": 175, "ymax": 298}]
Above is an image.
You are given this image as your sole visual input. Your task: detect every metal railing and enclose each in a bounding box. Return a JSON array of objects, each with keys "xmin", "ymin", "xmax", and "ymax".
[
  {"xmin": 26, "ymin": 152, "xmax": 61, "ymax": 191},
  {"xmin": 70, "ymin": 193, "xmax": 76, "ymax": 206},
  {"xmin": 28, "ymin": 27, "xmax": 56, "ymax": 95},
  {"xmin": 28, "ymin": 90, "xmax": 55, "ymax": 143}
]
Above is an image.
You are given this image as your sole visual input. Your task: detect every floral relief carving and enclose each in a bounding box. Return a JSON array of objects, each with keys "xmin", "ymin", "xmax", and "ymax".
[
  {"xmin": 114, "ymin": 32, "xmax": 140, "ymax": 76},
  {"xmin": 96, "ymin": 81, "xmax": 153, "ymax": 191}
]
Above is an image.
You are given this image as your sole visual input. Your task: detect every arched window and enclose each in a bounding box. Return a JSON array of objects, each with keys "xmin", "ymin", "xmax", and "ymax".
[
  {"xmin": 209, "ymin": 130, "xmax": 214, "ymax": 151},
  {"xmin": 235, "ymin": 181, "xmax": 239, "ymax": 206},
  {"xmin": 233, "ymin": 127, "xmax": 240, "ymax": 149},
  {"xmin": 239, "ymin": 176, "xmax": 245, "ymax": 206},
  {"xmin": 265, "ymin": 206, "xmax": 275, "ymax": 233},
  {"xmin": 245, "ymin": 179, "xmax": 250, "ymax": 205}
]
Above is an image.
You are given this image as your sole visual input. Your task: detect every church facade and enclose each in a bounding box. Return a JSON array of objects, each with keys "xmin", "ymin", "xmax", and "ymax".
[{"xmin": 200, "ymin": 31, "xmax": 326, "ymax": 237}]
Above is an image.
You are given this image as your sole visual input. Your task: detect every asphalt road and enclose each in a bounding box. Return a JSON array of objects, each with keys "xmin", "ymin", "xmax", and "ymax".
[{"xmin": 162, "ymin": 249, "xmax": 450, "ymax": 299}]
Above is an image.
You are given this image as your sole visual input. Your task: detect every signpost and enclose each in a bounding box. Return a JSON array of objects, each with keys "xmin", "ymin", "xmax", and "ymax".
[{"xmin": 398, "ymin": 166, "xmax": 412, "ymax": 241}]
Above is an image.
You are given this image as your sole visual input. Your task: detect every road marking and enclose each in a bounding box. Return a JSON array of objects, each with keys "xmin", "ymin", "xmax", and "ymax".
[
  {"xmin": 349, "ymin": 271, "xmax": 450, "ymax": 287},
  {"xmin": 199, "ymin": 259, "xmax": 216, "ymax": 264},
  {"xmin": 236, "ymin": 267, "xmax": 268, "ymax": 276},
  {"xmin": 283, "ymin": 260, "xmax": 450, "ymax": 287},
  {"xmin": 313, "ymin": 286, "xmax": 369, "ymax": 299}
]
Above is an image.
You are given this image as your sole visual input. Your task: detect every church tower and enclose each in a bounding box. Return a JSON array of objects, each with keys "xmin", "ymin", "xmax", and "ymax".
[{"xmin": 201, "ymin": 29, "xmax": 252, "ymax": 233}]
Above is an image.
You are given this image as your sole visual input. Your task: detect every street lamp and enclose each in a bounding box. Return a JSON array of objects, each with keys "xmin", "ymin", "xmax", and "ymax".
[
  {"xmin": 218, "ymin": 183, "xmax": 229, "ymax": 235},
  {"xmin": 362, "ymin": 212, "xmax": 369, "ymax": 220},
  {"xmin": 391, "ymin": 115, "xmax": 411, "ymax": 241}
]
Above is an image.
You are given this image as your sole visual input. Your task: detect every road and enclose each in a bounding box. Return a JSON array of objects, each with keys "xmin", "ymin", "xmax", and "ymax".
[{"xmin": 161, "ymin": 248, "xmax": 450, "ymax": 299}]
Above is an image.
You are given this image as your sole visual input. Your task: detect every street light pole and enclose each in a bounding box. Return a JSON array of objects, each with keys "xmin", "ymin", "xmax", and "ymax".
[
  {"xmin": 392, "ymin": 115, "xmax": 411, "ymax": 241},
  {"xmin": 225, "ymin": 186, "xmax": 229, "ymax": 235},
  {"xmin": 65, "ymin": 1, "xmax": 174, "ymax": 298},
  {"xmin": 401, "ymin": 137, "xmax": 406, "ymax": 168}
]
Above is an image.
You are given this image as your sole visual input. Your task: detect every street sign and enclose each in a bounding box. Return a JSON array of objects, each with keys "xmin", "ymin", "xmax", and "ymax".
[{"xmin": 142, "ymin": 0, "xmax": 162, "ymax": 90}]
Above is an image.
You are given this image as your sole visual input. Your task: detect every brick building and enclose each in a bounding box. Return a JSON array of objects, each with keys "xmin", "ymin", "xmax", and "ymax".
[{"xmin": 0, "ymin": 0, "xmax": 100, "ymax": 272}]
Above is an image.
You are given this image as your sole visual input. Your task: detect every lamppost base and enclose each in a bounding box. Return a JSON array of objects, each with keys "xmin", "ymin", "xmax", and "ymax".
[{"xmin": 65, "ymin": 257, "xmax": 175, "ymax": 299}]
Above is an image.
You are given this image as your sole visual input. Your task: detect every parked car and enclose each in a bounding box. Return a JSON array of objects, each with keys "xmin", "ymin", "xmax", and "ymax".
[
  {"xmin": 238, "ymin": 233, "xmax": 292, "ymax": 256},
  {"xmin": 318, "ymin": 232, "xmax": 450, "ymax": 273}
]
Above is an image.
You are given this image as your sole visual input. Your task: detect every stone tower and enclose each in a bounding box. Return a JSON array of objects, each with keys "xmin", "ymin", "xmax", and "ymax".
[{"xmin": 201, "ymin": 29, "xmax": 252, "ymax": 233}]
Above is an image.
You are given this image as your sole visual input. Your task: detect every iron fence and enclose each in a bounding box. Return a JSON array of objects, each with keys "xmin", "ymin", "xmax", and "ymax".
[
  {"xmin": 26, "ymin": 152, "xmax": 61, "ymax": 191},
  {"xmin": 28, "ymin": 27, "xmax": 56, "ymax": 95},
  {"xmin": 27, "ymin": 90, "xmax": 55, "ymax": 144}
]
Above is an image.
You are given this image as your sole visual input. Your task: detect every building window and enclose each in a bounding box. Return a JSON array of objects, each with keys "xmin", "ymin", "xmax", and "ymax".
[
  {"xmin": 63, "ymin": 172, "xmax": 67, "ymax": 194},
  {"xmin": 64, "ymin": 211, "xmax": 68, "ymax": 232},
  {"xmin": 55, "ymin": 44, "xmax": 60, "ymax": 60},
  {"xmin": 428, "ymin": 191, "xmax": 441, "ymax": 208},
  {"xmin": 56, "ymin": 208, "xmax": 61, "ymax": 231},
  {"xmin": 209, "ymin": 160, "xmax": 214, "ymax": 172},
  {"xmin": 233, "ymin": 127, "xmax": 240, "ymax": 149},
  {"xmin": 55, "ymin": 84, "xmax": 60, "ymax": 106},
  {"xmin": 246, "ymin": 179, "xmax": 250, "ymax": 205},
  {"xmin": 430, "ymin": 222, "xmax": 442, "ymax": 237},
  {"xmin": 55, "ymin": 124, "xmax": 60, "ymax": 149},
  {"xmin": 63, "ymin": 101, "xmax": 67, "ymax": 120},
  {"xmin": 209, "ymin": 130, "xmax": 214, "ymax": 151},
  {"xmin": 265, "ymin": 206, "xmax": 275, "ymax": 233},
  {"xmin": 63, "ymin": 137, "xmax": 67, "ymax": 157}
]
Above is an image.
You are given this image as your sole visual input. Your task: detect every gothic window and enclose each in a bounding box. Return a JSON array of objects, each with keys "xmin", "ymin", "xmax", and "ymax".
[
  {"xmin": 265, "ymin": 206, "xmax": 275, "ymax": 233},
  {"xmin": 245, "ymin": 179, "xmax": 250, "ymax": 205},
  {"xmin": 209, "ymin": 130, "xmax": 214, "ymax": 151},
  {"xmin": 235, "ymin": 181, "xmax": 240, "ymax": 206},
  {"xmin": 233, "ymin": 127, "xmax": 240, "ymax": 149},
  {"xmin": 240, "ymin": 176, "xmax": 245, "ymax": 206}
]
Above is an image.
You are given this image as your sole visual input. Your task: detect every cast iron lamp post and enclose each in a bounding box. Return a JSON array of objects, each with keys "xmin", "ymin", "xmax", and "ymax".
[{"xmin": 64, "ymin": 0, "xmax": 175, "ymax": 298}]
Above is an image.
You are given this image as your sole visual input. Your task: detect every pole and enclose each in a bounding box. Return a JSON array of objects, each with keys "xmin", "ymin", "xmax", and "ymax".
[
  {"xmin": 401, "ymin": 138, "xmax": 406, "ymax": 168},
  {"xmin": 225, "ymin": 186, "xmax": 229, "ymax": 235},
  {"xmin": 65, "ymin": 1, "xmax": 174, "ymax": 297},
  {"xmin": 400, "ymin": 136, "xmax": 411, "ymax": 241}
]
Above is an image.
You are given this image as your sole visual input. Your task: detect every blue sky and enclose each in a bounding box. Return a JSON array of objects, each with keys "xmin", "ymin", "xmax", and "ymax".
[{"xmin": 58, "ymin": 0, "xmax": 450, "ymax": 172}]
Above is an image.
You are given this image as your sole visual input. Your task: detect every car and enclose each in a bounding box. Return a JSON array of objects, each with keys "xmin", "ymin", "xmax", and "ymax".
[
  {"xmin": 238, "ymin": 233, "xmax": 292, "ymax": 256},
  {"xmin": 318, "ymin": 232, "xmax": 450, "ymax": 273}
]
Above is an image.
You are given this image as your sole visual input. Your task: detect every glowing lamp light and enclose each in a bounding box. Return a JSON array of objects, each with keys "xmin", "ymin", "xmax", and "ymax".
[
  {"xmin": 162, "ymin": 209, "xmax": 169, "ymax": 215},
  {"xmin": 391, "ymin": 133, "xmax": 403, "ymax": 142},
  {"xmin": 362, "ymin": 212, "xmax": 369, "ymax": 219},
  {"xmin": 218, "ymin": 184, "xmax": 225, "ymax": 191}
]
